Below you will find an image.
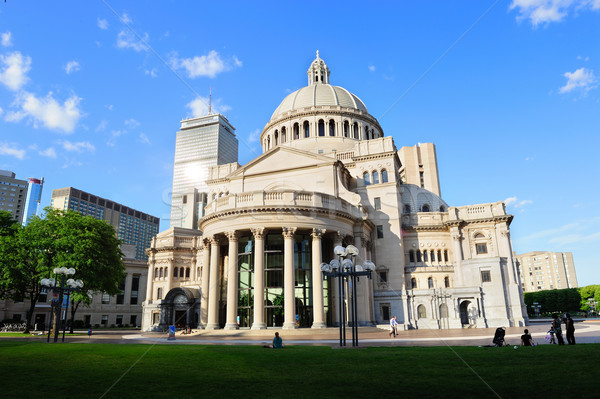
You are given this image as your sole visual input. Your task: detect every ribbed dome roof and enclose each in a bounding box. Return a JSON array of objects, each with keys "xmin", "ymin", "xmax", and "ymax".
[{"xmin": 270, "ymin": 84, "xmax": 368, "ymax": 121}]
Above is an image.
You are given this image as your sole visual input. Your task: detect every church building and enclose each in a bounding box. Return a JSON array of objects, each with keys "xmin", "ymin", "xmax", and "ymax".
[{"xmin": 141, "ymin": 53, "xmax": 528, "ymax": 331}]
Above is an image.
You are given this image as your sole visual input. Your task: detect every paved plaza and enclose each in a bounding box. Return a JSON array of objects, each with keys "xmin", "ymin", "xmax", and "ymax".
[{"xmin": 7, "ymin": 319, "xmax": 599, "ymax": 348}]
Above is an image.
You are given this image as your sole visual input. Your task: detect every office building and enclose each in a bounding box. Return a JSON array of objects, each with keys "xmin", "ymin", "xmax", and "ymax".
[
  {"xmin": 0, "ymin": 170, "xmax": 28, "ymax": 224},
  {"xmin": 22, "ymin": 177, "xmax": 44, "ymax": 225},
  {"xmin": 516, "ymin": 251, "xmax": 578, "ymax": 292},
  {"xmin": 50, "ymin": 187, "xmax": 160, "ymax": 261}
]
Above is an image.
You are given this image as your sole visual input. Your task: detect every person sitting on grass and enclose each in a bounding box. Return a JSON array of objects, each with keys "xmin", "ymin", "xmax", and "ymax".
[
  {"xmin": 273, "ymin": 332, "xmax": 283, "ymax": 349},
  {"xmin": 520, "ymin": 329, "xmax": 534, "ymax": 346}
]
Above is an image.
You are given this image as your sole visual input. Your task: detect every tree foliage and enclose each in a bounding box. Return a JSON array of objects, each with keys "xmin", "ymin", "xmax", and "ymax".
[
  {"xmin": 523, "ymin": 288, "xmax": 581, "ymax": 315},
  {"xmin": 578, "ymin": 285, "xmax": 600, "ymax": 311},
  {"xmin": 0, "ymin": 208, "xmax": 125, "ymax": 331}
]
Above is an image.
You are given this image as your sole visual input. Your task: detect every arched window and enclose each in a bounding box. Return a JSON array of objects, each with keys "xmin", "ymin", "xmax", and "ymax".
[
  {"xmin": 381, "ymin": 169, "xmax": 388, "ymax": 183},
  {"xmin": 430, "ymin": 250, "xmax": 435, "ymax": 262},
  {"xmin": 173, "ymin": 267, "xmax": 178, "ymax": 277},
  {"xmin": 439, "ymin": 205, "xmax": 446, "ymax": 212},
  {"xmin": 343, "ymin": 121, "xmax": 349, "ymax": 137},
  {"xmin": 318, "ymin": 120, "xmax": 325, "ymax": 136},
  {"xmin": 417, "ymin": 304, "xmax": 426, "ymax": 319},
  {"xmin": 423, "ymin": 250, "xmax": 428, "ymax": 262},
  {"xmin": 416, "ymin": 251, "xmax": 422, "ymax": 262},
  {"xmin": 293, "ymin": 123, "xmax": 300, "ymax": 140},
  {"xmin": 154, "ymin": 268, "xmax": 159, "ymax": 278},
  {"xmin": 329, "ymin": 119, "xmax": 335, "ymax": 136},
  {"xmin": 353, "ymin": 122, "xmax": 359, "ymax": 139},
  {"xmin": 267, "ymin": 136, "xmax": 271, "ymax": 149},
  {"xmin": 409, "ymin": 250, "xmax": 415, "ymax": 263},
  {"xmin": 444, "ymin": 276, "xmax": 450, "ymax": 288},
  {"xmin": 444, "ymin": 250, "xmax": 449, "ymax": 262},
  {"xmin": 403, "ymin": 204, "xmax": 411, "ymax": 214},
  {"xmin": 428, "ymin": 277, "xmax": 434, "ymax": 288},
  {"xmin": 159, "ymin": 268, "xmax": 163, "ymax": 278},
  {"xmin": 440, "ymin": 303, "xmax": 449, "ymax": 318},
  {"xmin": 274, "ymin": 130, "xmax": 279, "ymax": 145},
  {"xmin": 186, "ymin": 267, "xmax": 190, "ymax": 278},
  {"xmin": 411, "ymin": 277, "xmax": 417, "ymax": 289},
  {"xmin": 422, "ymin": 204, "xmax": 430, "ymax": 212},
  {"xmin": 157, "ymin": 287, "xmax": 163, "ymax": 300},
  {"xmin": 438, "ymin": 250, "xmax": 442, "ymax": 263},
  {"xmin": 364, "ymin": 126, "xmax": 369, "ymax": 140},
  {"xmin": 304, "ymin": 121, "xmax": 310, "ymax": 138},
  {"xmin": 372, "ymin": 171, "xmax": 379, "ymax": 184},
  {"xmin": 474, "ymin": 232, "xmax": 485, "ymax": 239},
  {"xmin": 179, "ymin": 267, "xmax": 184, "ymax": 278},
  {"xmin": 281, "ymin": 126, "xmax": 286, "ymax": 143},
  {"xmin": 363, "ymin": 172, "xmax": 370, "ymax": 186}
]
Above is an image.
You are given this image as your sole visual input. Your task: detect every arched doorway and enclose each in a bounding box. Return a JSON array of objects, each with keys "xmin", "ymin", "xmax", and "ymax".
[
  {"xmin": 161, "ymin": 287, "xmax": 200, "ymax": 329},
  {"xmin": 459, "ymin": 300, "xmax": 471, "ymax": 326}
]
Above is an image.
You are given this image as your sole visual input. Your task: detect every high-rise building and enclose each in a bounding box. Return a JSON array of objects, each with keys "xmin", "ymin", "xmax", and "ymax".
[
  {"xmin": 50, "ymin": 187, "xmax": 160, "ymax": 261},
  {"xmin": 516, "ymin": 251, "xmax": 578, "ymax": 292},
  {"xmin": 23, "ymin": 177, "xmax": 44, "ymax": 225},
  {"xmin": 170, "ymin": 114, "xmax": 238, "ymax": 229},
  {"xmin": 0, "ymin": 170, "xmax": 28, "ymax": 223}
]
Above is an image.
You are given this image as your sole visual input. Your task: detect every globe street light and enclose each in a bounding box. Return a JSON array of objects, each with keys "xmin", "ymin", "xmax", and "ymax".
[
  {"xmin": 321, "ymin": 244, "xmax": 374, "ymax": 347},
  {"xmin": 40, "ymin": 267, "xmax": 83, "ymax": 343}
]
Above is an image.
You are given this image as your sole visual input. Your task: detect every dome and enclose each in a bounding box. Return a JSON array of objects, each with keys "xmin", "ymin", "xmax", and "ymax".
[
  {"xmin": 401, "ymin": 184, "xmax": 449, "ymax": 213},
  {"xmin": 269, "ymin": 84, "xmax": 368, "ymax": 122}
]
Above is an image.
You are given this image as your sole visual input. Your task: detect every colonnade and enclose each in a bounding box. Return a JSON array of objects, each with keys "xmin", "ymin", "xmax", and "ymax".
[{"xmin": 199, "ymin": 227, "xmax": 369, "ymax": 330}]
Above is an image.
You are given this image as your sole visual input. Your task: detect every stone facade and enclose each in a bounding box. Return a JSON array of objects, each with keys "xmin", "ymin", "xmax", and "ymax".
[{"xmin": 142, "ymin": 53, "xmax": 529, "ymax": 332}]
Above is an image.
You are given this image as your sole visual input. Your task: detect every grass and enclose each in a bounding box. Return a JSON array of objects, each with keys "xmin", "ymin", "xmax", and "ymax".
[{"xmin": 0, "ymin": 342, "xmax": 598, "ymax": 398}]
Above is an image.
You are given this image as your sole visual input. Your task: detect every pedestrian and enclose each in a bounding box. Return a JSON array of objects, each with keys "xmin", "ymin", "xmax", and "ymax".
[
  {"xmin": 272, "ymin": 332, "xmax": 283, "ymax": 349},
  {"xmin": 552, "ymin": 313, "xmax": 565, "ymax": 345},
  {"xmin": 520, "ymin": 328, "xmax": 534, "ymax": 346},
  {"xmin": 565, "ymin": 313, "xmax": 575, "ymax": 345},
  {"xmin": 389, "ymin": 315, "xmax": 398, "ymax": 337},
  {"xmin": 87, "ymin": 328, "xmax": 92, "ymax": 338}
]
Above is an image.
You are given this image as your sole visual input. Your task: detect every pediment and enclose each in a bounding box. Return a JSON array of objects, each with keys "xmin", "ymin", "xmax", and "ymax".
[{"xmin": 228, "ymin": 146, "xmax": 337, "ymax": 178}]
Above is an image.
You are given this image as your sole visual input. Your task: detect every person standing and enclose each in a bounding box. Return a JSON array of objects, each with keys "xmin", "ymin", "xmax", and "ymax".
[
  {"xmin": 389, "ymin": 316, "xmax": 398, "ymax": 337},
  {"xmin": 565, "ymin": 313, "xmax": 576, "ymax": 345},
  {"xmin": 552, "ymin": 313, "xmax": 565, "ymax": 345}
]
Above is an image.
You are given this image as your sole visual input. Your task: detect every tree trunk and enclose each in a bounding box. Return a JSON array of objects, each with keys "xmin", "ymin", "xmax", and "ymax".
[
  {"xmin": 24, "ymin": 286, "xmax": 39, "ymax": 334},
  {"xmin": 69, "ymin": 298, "xmax": 81, "ymax": 333}
]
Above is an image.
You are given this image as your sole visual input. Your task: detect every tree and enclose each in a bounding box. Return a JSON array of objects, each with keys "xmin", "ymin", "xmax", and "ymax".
[{"xmin": 0, "ymin": 208, "xmax": 125, "ymax": 333}]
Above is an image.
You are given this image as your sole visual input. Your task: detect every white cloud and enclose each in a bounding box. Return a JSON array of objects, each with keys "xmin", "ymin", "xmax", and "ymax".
[
  {"xmin": 29, "ymin": 144, "xmax": 57, "ymax": 159},
  {"xmin": 170, "ymin": 50, "xmax": 237, "ymax": 78},
  {"xmin": 368, "ymin": 65, "xmax": 376, "ymax": 72},
  {"xmin": 510, "ymin": 0, "xmax": 600, "ymax": 26},
  {"xmin": 138, "ymin": 133, "xmax": 151, "ymax": 145},
  {"xmin": 233, "ymin": 56, "xmax": 243, "ymax": 67},
  {"xmin": 95, "ymin": 120, "xmax": 108, "ymax": 132},
  {"xmin": 124, "ymin": 118, "xmax": 140, "ymax": 129},
  {"xmin": 1, "ymin": 31, "xmax": 12, "ymax": 47},
  {"xmin": 145, "ymin": 68, "xmax": 157, "ymax": 78},
  {"xmin": 0, "ymin": 142, "xmax": 25, "ymax": 159},
  {"xmin": 10, "ymin": 91, "xmax": 83, "ymax": 133},
  {"xmin": 186, "ymin": 96, "xmax": 231, "ymax": 117},
  {"xmin": 0, "ymin": 51, "xmax": 31, "ymax": 91},
  {"xmin": 116, "ymin": 29, "xmax": 149, "ymax": 52},
  {"xmin": 64, "ymin": 60, "xmax": 80, "ymax": 74},
  {"xmin": 61, "ymin": 140, "xmax": 95, "ymax": 153},
  {"xmin": 577, "ymin": 55, "xmax": 590, "ymax": 61},
  {"xmin": 0, "ymin": 106, "xmax": 2, "ymax": 115},
  {"xmin": 97, "ymin": 18, "xmax": 108, "ymax": 30},
  {"xmin": 105, "ymin": 104, "xmax": 114, "ymax": 111},
  {"xmin": 504, "ymin": 196, "xmax": 533, "ymax": 208},
  {"xmin": 121, "ymin": 13, "xmax": 132, "ymax": 24},
  {"xmin": 559, "ymin": 67, "xmax": 597, "ymax": 93},
  {"xmin": 248, "ymin": 129, "xmax": 260, "ymax": 143}
]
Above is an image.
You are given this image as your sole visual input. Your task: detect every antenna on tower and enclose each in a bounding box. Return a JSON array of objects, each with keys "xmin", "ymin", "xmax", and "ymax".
[{"xmin": 208, "ymin": 86, "xmax": 212, "ymax": 115}]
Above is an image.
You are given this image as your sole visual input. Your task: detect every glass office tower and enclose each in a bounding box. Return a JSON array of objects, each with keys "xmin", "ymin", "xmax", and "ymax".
[{"xmin": 23, "ymin": 177, "xmax": 44, "ymax": 225}]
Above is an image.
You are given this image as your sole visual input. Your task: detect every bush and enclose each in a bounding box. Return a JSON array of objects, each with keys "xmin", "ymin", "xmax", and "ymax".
[
  {"xmin": 73, "ymin": 320, "xmax": 85, "ymax": 329},
  {"xmin": 523, "ymin": 288, "xmax": 581, "ymax": 315}
]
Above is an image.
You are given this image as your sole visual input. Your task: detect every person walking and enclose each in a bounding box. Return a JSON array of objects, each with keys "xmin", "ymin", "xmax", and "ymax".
[
  {"xmin": 565, "ymin": 313, "xmax": 576, "ymax": 345},
  {"xmin": 389, "ymin": 316, "xmax": 398, "ymax": 338},
  {"xmin": 552, "ymin": 313, "xmax": 565, "ymax": 345}
]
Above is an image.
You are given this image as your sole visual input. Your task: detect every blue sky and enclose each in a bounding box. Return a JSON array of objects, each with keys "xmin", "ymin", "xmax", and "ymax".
[{"xmin": 1, "ymin": 1, "xmax": 599, "ymax": 286}]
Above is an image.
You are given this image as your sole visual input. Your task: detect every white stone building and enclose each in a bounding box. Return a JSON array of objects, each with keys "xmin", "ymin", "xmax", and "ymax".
[{"xmin": 142, "ymin": 53, "xmax": 528, "ymax": 331}]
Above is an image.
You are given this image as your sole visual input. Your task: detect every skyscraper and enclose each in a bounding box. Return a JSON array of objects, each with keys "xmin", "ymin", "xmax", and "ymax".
[
  {"xmin": 516, "ymin": 251, "xmax": 578, "ymax": 292},
  {"xmin": 169, "ymin": 114, "xmax": 238, "ymax": 229},
  {"xmin": 23, "ymin": 177, "xmax": 44, "ymax": 225},
  {"xmin": 0, "ymin": 170, "xmax": 28, "ymax": 224},
  {"xmin": 51, "ymin": 187, "xmax": 160, "ymax": 261}
]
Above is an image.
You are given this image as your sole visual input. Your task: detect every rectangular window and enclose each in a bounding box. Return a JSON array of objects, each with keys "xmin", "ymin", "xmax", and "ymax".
[
  {"xmin": 481, "ymin": 270, "xmax": 491, "ymax": 283},
  {"xmin": 102, "ymin": 293, "xmax": 110, "ymax": 304},
  {"xmin": 378, "ymin": 271, "xmax": 388, "ymax": 283},
  {"xmin": 409, "ymin": 251, "xmax": 415, "ymax": 263},
  {"xmin": 476, "ymin": 243, "xmax": 488, "ymax": 254},
  {"xmin": 381, "ymin": 304, "xmax": 391, "ymax": 321},
  {"xmin": 376, "ymin": 225, "xmax": 384, "ymax": 239},
  {"xmin": 116, "ymin": 315, "xmax": 123, "ymax": 326},
  {"xmin": 152, "ymin": 313, "xmax": 160, "ymax": 324},
  {"xmin": 130, "ymin": 275, "xmax": 140, "ymax": 305},
  {"xmin": 374, "ymin": 197, "xmax": 381, "ymax": 210},
  {"xmin": 130, "ymin": 315, "xmax": 137, "ymax": 326},
  {"xmin": 101, "ymin": 315, "xmax": 108, "ymax": 325},
  {"xmin": 116, "ymin": 277, "xmax": 126, "ymax": 304}
]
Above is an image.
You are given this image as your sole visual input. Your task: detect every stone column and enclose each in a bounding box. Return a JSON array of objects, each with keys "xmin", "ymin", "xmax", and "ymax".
[
  {"xmin": 145, "ymin": 258, "xmax": 155, "ymax": 303},
  {"xmin": 282, "ymin": 227, "xmax": 297, "ymax": 329},
  {"xmin": 450, "ymin": 225, "xmax": 464, "ymax": 286},
  {"xmin": 206, "ymin": 237, "xmax": 221, "ymax": 330},
  {"xmin": 311, "ymin": 228, "xmax": 326, "ymax": 328},
  {"xmin": 225, "ymin": 231, "xmax": 239, "ymax": 330},
  {"xmin": 251, "ymin": 228, "xmax": 267, "ymax": 330},
  {"xmin": 165, "ymin": 258, "xmax": 173, "ymax": 293},
  {"xmin": 200, "ymin": 239, "xmax": 210, "ymax": 327}
]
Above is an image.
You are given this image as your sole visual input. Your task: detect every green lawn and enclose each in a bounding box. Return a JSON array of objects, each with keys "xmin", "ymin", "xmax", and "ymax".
[{"xmin": 0, "ymin": 342, "xmax": 597, "ymax": 398}]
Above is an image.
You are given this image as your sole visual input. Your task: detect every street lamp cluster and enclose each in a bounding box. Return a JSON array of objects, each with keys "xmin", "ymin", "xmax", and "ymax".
[
  {"xmin": 40, "ymin": 267, "xmax": 83, "ymax": 343},
  {"xmin": 321, "ymin": 244, "xmax": 375, "ymax": 347}
]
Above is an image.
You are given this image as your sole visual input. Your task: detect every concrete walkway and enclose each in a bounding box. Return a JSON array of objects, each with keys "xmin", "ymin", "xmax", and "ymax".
[{"xmin": 14, "ymin": 319, "xmax": 597, "ymax": 347}]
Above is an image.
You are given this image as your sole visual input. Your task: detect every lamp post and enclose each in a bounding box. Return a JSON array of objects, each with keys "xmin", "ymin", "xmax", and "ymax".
[
  {"xmin": 321, "ymin": 244, "xmax": 374, "ymax": 347},
  {"xmin": 40, "ymin": 267, "xmax": 84, "ymax": 343}
]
